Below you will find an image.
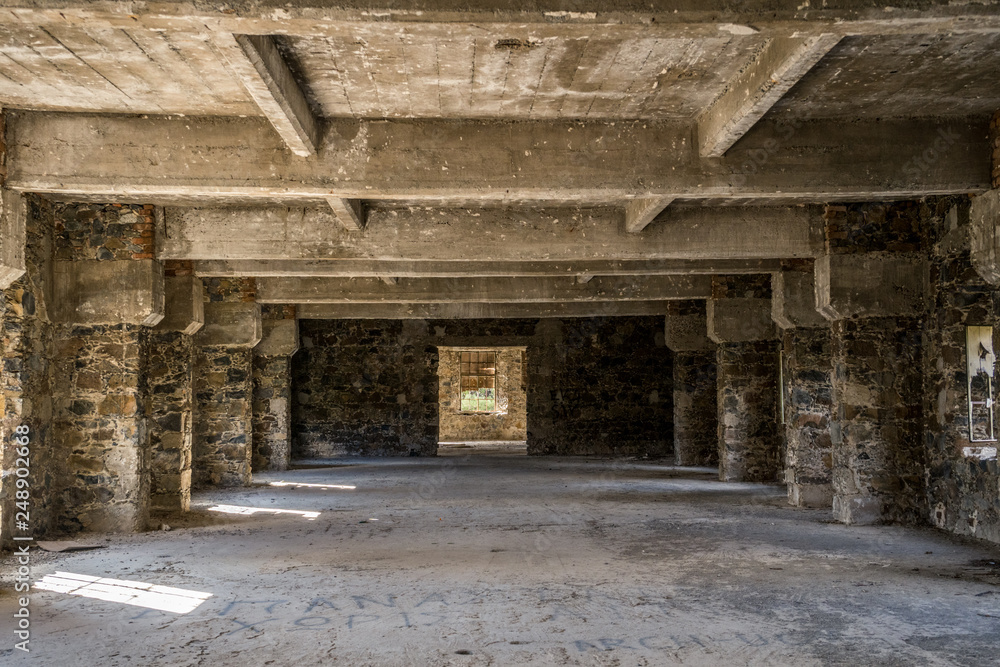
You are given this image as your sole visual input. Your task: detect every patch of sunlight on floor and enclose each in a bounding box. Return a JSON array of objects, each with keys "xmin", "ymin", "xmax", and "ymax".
[
  {"xmin": 34, "ymin": 572, "xmax": 212, "ymax": 614},
  {"xmin": 269, "ymin": 481, "xmax": 356, "ymax": 490},
  {"xmin": 207, "ymin": 504, "xmax": 321, "ymax": 520}
]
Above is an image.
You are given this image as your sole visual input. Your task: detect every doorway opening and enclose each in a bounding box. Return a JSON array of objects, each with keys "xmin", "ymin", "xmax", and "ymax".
[{"xmin": 437, "ymin": 347, "xmax": 527, "ymax": 455}]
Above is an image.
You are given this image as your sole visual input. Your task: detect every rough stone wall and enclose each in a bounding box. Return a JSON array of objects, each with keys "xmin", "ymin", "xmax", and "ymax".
[
  {"xmin": 50, "ymin": 324, "xmax": 151, "ymax": 533},
  {"xmin": 52, "ymin": 203, "xmax": 155, "ymax": 261},
  {"xmin": 292, "ymin": 317, "xmax": 671, "ymax": 458},
  {"xmin": 148, "ymin": 330, "xmax": 193, "ymax": 511},
  {"xmin": 0, "ymin": 196, "xmax": 56, "ymax": 547},
  {"xmin": 293, "ymin": 319, "xmax": 439, "ymax": 457},
  {"xmin": 438, "ymin": 347, "xmax": 526, "ymax": 442},
  {"xmin": 990, "ymin": 110, "xmax": 999, "ymax": 189},
  {"xmin": 782, "ymin": 327, "xmax": 834, "ymax": 507},
  {"xmin": 716, "ymin": 340, "xmax": 781, "ymax": 482},
  {"xmin": 924, "ymin": 197, "xmax": 1000, "ymax": 544},
  {"xmin": 527, "ymin": 317, "xmax": 672, "ymax": 457},
  {"xmin": 672, "ymin": 350, "xmax": 717, "ymax": 466},
  {"xmin": 831, "ymin": 317, "xmax": 926, "ymax": 525},
  {"xmin": 252, "ymin": 354, "xmax": 292, "ymax": 471}
]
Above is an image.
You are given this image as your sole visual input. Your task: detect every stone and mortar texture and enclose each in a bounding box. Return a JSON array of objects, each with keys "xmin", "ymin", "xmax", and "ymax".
[
  {"xmin": 667, "ymin": 300, "xmax": 718, "ymax": 467},
  {"xmin": 147, "ymin": 328, "xmax": 194, "ymax": 512},
  {"xmin": 438, "ymin": 347, "xmax": 526, "ymax": 442},
  {"xmin": 713, "ymin": 275, "xmax": 781, "ymax": 483},
  {"xmin": 292, "ymin": 317, "xmax": 672, "ymax": 458},
  {"xmin": 192, "ymin": 278, "xmax": 256, "ymax": 487},
  {"xmin": 252, "ymin": 304, "xmax": 297, "ymax": 472},
  {"xmin": 824, "ymin": 201, "xmax": 932, "ymax": 526},
  {"xmin": 923, "ymin": 196, "xmax": 1000, "ymax": 544}
]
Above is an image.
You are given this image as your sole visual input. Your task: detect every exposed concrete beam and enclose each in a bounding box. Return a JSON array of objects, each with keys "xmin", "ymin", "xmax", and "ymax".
[
  {"xmin": 51, "ymin": 260, "xmax": 165, "ymax": 326},
  {"xmin": 325, "ymin": 197, "xmax": 366, "ymax": 231},
  {"xmin": 196, "ymin": 258, "xmax": 782, "ymax": 278},
  {"xmin": 297, "ymin": 301, "xmax": 677, "ymax": 320},
  {"xmin": 664, "ymin": 302, "xmax": 715, "ymax": 353},
  {"xmin": 154, "ymin": 276, "xmax": 204, "ymax": 335},
  {"xmin": 195, "ymin": 302, "xmax": 262, "ymax": 347},
  {"xmin": 7, "ymin": 113, "xmax": 989, "ymax": 205},
  {"xmin": 772, "ymin": 268, "xmax": 827, "ymax": 329},
  {"xmin": 971, "ymin": 190, "xmax": 1000, "ymax": 285},
  {"xmin": 1, "ymin": 3, "xmax": 999, "ymax": 36},
  {"xmin": 213, "ymin": 33, "xmax": 320, "ymax": 157},
  {"xmin": 707, "ymin": 298, "xmax": 777, "ymax": 343},
  {"xmin": 625, "ymin": 197, "xmax": 675, "ymax": 233},
  {"xmin": 161, "ymin": 205, "xmax": 820, "ymax": 262},
  {"xmin": 258, "ymin": 275, "xmax": 712, "ymax": 304},
  {"xmin": 378, "ymin": 276, "xmax": 399, "ymax": 286},
  {"xmin": 815, "ymin": 254, "xmax": 928, "ymax": 320},
  {"xmin": 0, "ymin": 189, "xmax": 26, "ymax": 289},
  {"xmin": 256, "ymin": 318, "xmax": 299, "ymax": 356},
  {"xmin": 698, "ymin": 35, "xmax": 841, "ymax": 158}
]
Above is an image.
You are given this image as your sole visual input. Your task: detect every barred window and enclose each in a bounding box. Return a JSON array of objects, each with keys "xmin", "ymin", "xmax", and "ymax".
[{"xmin": 460, "ymin": 351, "xmax": 497, "ymax": 412}]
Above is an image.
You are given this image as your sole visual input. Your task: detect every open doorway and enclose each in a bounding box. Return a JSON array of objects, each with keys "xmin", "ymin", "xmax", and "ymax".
[{"xmin": 437, "ymin": 347, "xmax": 527, "ymax": 455}]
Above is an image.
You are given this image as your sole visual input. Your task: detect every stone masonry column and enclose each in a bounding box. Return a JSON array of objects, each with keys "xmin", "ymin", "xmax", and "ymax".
[
  {"xmin": 252, "ymin": 306, "xmax": 298, "ymax": 472},
  {"xmin": 772, "ymin": 262, "xmax": 835, "ymax": 508},
  {"xmin": 665, "ymin": 300, "xmax": 718, "ymax": 466},
  {"xmin": 819, "ymin": 203, "xmax": 929, "ymax": 525},
  {"xmin": 192, "ymin": 279, "xmax": 261, "ymax": 488},
  {"xmin": 49, "ymin": 203, "xmax": 165, "ymax": 533},
  {"xmin": 708, "ymin": 275, "xmax": 781, "ymax": 483},
  {"xmin": 148, "ymin": 265, "xmax": 203, "ymax": 512}
]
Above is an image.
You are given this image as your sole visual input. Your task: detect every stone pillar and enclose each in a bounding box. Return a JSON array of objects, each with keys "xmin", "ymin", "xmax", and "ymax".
[
  {"xmin": 252, "ymin": 306, "xmax": 298, "ymax": 472},
  {"xmin": 193, "ymin": 279, "xmax": 261, "ymax": 488},
  {"xmin": 772, "ymin": 263, "xmax": 834, "ymax": 508},
  {"xmin": 819, "ymin": 203, "xmax": 929, "ymax": 525},
  {"xmin": 48, "ymin": 203, "xmax": 164, "ymax": 533},
  {"xmin": 0, "ymin": 190, "xmax": 26, "ymax": 289},
  {"xmin": 148, "ymin": 268, "xmax": 203, "ymax": 512},
  {"xmin": 708, "ymin": 276, "xmax": 781, "ymax": 483},
  {"xmin": 665, "ymin": 300, "xmax": 717, "ymax": 466},
  {"xmin": 1, "ymin": 195, "xmax": 55, "ymax": 548}
]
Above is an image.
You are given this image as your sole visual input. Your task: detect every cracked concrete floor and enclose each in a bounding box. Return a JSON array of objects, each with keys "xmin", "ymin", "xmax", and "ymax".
[{"xmin": 2, "ymin": 456, "xmax": 1000, "ymax": 666}]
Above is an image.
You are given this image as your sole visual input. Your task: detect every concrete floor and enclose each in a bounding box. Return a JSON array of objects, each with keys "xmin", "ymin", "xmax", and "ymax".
[{"xmin": 2, "ymin": 457, "xmax": 1000, "ymax": 666}]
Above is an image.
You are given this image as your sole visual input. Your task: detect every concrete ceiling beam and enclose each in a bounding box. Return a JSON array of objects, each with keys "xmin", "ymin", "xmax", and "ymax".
[
  {"xmin": 698, "ymin": 34, "xmax": 841, "ymax": 158},
  {"xmin": 194, "ymin": 258, "xmax": 782, "ymax": 279},
  {"xmin": 159, "ymin": 205, "xmax": 820, "ymax": 262},
  {"xmin": 0, "ymin": 189, "xmax": 26, "ymax": 289},
  {"xmin": 325, "ymin": 197, "xmax": 366, "ymax": 231},
  {"xmin": 296, "ymin": 301, "xmax": 679, "ymax": 320},
  {"xmin": 625, "ymin": 196, "xmax": 675, "ymax": 233},
  {"xmin": 6, "ymin": 113, "xmax": 989, "ymax": 205},
  {"xmin": 213, "ymin": 33, "xmax": 320, "ymax": 157},
  {"xmin": 256, "ymin": 275, "xmax": 714, "ymax": 304}
]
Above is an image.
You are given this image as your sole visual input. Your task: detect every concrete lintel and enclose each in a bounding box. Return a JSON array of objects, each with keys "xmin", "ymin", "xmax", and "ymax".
[
  {"xmin": 664, "ymin": 303, "xmax": 714, "ymax": 352},
  {"xmin": 625, "ymin": 196, "xmax": 675, "ymax": 233},
  {"xmin": 707, "ymin": 297, "xmax": 777, "ymax": 344},
  {"xmin": 215, "ymin": 33, "xmax": 320, "ymax": 157},
  {"xmin": 51, "ymin": 259, "xmax": 164, "ymax": 326},
  {"xmin": 259, "ymin": 275, "xmax": 712, "ymax": 304},
  {"xmin": 196, "ymin": 302, "xmax": 262, "ymax": 347},
  {"xmin": 815, "ymin": 253, "xmax": 928, "ymax": 321},
  {"xmin": 297, "ymin": 301, "xmax": 674, "ymax": 319},
  {"xmin": 772, "ymin": 269, "xmax": 827, "ymax": 329},
  {"xmin": 0, "ymin": 189, "xmax": 26, "ymax": 289},
  {"xmin": 971, "ymin": 189, "xmax": 1000, "ymax": 285},
  {"xmin": 699, "ymin": 34, "xmax": 841, "ymax": 158},
  {"xmin": 255, "ymin": 318, "xmax": 299, "ymax": 356},
  {"xmin": 155, "ymin": 276, "xmax": 205, "ymax": 335}
]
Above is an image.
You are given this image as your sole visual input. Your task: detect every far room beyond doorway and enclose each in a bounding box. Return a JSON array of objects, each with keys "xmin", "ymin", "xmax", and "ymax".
[{"xmin": 438, "ymin": 346, "xmax": 527, "ymax": 455}]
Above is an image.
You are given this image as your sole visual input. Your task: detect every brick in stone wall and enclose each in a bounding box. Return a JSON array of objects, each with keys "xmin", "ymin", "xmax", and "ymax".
[
  {"xmin": 148, "ymin": 331, "xmax": 194, "ymax": 512},
  {"xmin": 716, "ymin": 340, "xmax": 781, "ymax": 483},
  {"xmin": 193, "ymin": 346, "xmax": 252, "ymax": 487},
  {"xmin": 52, "ymin": 203, "xmax": 155, "ymax": 261},
  {"xmin": 204, "ymin": 277, "xmax": 257, "ymax": 303}
]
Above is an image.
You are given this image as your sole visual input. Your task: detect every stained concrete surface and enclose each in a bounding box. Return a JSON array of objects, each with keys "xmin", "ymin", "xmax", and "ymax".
[{"xmin": 2, "ymin": 456, "xmax": 999, "ymax": 666}]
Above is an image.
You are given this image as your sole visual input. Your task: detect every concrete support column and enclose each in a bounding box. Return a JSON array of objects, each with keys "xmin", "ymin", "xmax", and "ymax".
[
  {"xmin": 193, "ymin": 279, "xmax": 262, "ymax": 488},
  {"xmin": 148, "ymin": 270, "xmax": 203, "ymax": 512},
  {"xmin": 252, "ymin": 307, "xmax": 298, "ymax": 472},
  {"xmin": 708, "ymin": 276, "xmax": 781, "ymax": 483},
  {"xmin": 818, "ymin": 206, "xmax": 929, "ymax": 524},
  {"xmin": 665, "ymin": 301, "xmax": 718, "ymax": 466},
  {"xmin": 773, "ymin": 265, "xmax": 834, "ymax": 508}
]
